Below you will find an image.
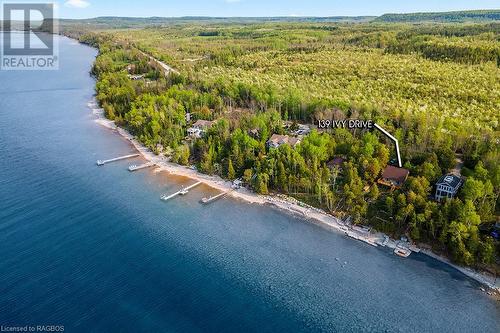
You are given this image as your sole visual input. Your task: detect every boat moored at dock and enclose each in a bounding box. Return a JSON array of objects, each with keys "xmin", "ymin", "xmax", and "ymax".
[
  {"xmin": 394, "ymin": 246, "xmax": 412, "ymax": 258},
  {"xmin": 161, "ymin": 181, "xmax": 202, "ymax": 201}
]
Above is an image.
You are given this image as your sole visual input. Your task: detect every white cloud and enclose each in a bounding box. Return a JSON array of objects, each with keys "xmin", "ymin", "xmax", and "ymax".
[{"xmin": 64, "ymin": 0, "xmax": 91, "ymax": 9}]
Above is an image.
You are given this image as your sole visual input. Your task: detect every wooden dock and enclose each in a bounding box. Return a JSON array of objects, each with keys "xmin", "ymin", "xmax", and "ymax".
[
  {"xmin": 97, "ymin": 154, "xmax": 139, "ymax": 166},
  {"xmin": 161, "ymin": 181, "xmax": 202, "ymax": 201},
  {"xmin": 200, "ymin": 190, "xmax": 231, "ymax": 205},
  {"xmin": 128, "ymin": 162, "xmax": 155, "ymax": 172}
]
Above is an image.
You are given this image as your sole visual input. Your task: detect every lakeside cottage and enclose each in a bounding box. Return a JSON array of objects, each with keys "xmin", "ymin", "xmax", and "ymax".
[
  {"xmin": 435, "ymin": 174, "xmax": 463, "ymax": 201},
  {"xmin": 267, "ymin": 134, "xmax": 302, "ymax": 149},
  {"xmin": 187, "ymin": 119, "xmax": 215, "ymax": 138},
  {"xmin": 378, "ymin": 165, "xmax": 410, "ymax": 189}
]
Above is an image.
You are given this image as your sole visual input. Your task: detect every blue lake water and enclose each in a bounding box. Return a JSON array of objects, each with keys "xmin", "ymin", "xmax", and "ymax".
[{"xmin": 0, "ymin": 35, "xmax": 499, "ymax": 333}]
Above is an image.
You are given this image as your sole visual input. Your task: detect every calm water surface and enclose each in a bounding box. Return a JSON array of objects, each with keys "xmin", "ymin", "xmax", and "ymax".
[{"xmin": 0, "ymin": 35, "xmax": 499, "ymax": 333}]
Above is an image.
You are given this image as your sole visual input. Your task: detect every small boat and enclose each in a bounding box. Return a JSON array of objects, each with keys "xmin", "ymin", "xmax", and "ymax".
[
  {"xmin": 128, "ymin": 165, "xmax": 137, "ymax": 171},
  {"xmin": 96, "ymin": 160, "xmax": 104, "ymax": 166},
  {"xmin": 394, "ymin": 247, "xmax": 412, "ymax": 258},
  {"xmin": 179, "ymin": 189, "xmax": 189, "ymax": 195},
  {"xmin": 201, "ymin": 197, "xmax": 210, "ymax": 204}
]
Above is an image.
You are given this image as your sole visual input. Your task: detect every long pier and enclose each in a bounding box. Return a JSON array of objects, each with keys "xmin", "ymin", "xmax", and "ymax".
[
  {"xmin": 161, "ymin": 181, "xmax": 202, "ymax": 201},
  {"xmin": 128, "ymin": 162, "xmax": 155, "ymax": 172},
  {"xmin": 97, "ymin": 154, "xmax": 139, "ymax": 166},
  {"xmin": 200, "ymin": 190, "xmax": 231, "ymax": 205}
]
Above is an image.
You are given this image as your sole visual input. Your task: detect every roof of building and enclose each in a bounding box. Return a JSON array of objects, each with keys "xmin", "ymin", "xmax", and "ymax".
[
  {"xmin": 192, "ymin": 119, "xmax": 214, "ymax": 128},
  {"xmin": 268, "ymin": 134, "xmax": 288, "ymax": 144},
  {"xmin": 268, "ymin": 134, "xmax": 301, "ymax": 147},
  {"xmin": 288, "ymin": 136, "xmax": 302, "ymax": 147},
  {"xmin": 436, "ymin": 174, "xmax": 462, "ymax": 189},
  {"xmin": 327, "ymin": 157, "xmax": 345, "ymax": 168},
  {"xmin": 381, "ymin": 165, "xmax": 410, "ymax": 183}
]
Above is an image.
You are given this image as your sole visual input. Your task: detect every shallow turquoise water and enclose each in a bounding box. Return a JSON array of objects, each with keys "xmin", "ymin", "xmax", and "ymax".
[{"xmin": 0, "ymin": 35, "xmax": 499, "ymax": 333}]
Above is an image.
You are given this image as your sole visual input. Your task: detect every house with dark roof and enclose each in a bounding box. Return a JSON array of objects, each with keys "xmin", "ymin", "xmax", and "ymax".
[
  {"xmin": 435, "ymin": 174, "xmax": 463, "ymax": 201},
  {"xmin": 378, "ymin": 165, "xmax": 410, "ymax": 189},
  {"xmin": 327, "ymin": 157, "xmax": 345, "ymax": 170}
]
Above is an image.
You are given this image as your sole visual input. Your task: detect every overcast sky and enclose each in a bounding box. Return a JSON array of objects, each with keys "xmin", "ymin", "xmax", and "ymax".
[{"xmin": 5, "ymin": 0, "xmax": 500, "ymax": 19}]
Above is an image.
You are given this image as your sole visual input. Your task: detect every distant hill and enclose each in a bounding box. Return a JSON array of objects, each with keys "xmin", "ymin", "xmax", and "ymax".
[
  {"xmin": 57, "ymin": 11, "xmax": 499, "ymax": 30},
  {"xmin": 375, "ymin": 10, "xmax": 500, "ymax": 23},
  {"xmin": 58, "ymin": 16, "xmax": 374, "ymax": 29},
  {"xmin": 4, "ymin": 9, "xmax": 500, "ymax": 32}
]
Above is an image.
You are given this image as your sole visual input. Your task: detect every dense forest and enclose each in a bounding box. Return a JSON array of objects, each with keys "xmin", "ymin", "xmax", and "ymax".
[
  {"xmin": 66, "ymin": 18, "xmax": 499, "ymax": 272},
  {"xmin": 375, "ymin": 10, "xmax": 500, "ymax": 23}
]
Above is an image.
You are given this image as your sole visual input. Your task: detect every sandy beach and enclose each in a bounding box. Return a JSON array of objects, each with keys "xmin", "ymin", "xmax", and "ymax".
[{"xmin": 89, "ymin": 99, "xmax": 500, "ymax": 295}]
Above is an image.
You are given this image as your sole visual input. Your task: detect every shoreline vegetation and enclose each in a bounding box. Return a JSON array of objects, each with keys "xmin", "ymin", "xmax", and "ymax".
[
  {"xmin": 59, "ymin": 12, "xmax": 499, "ymax": 295},
  {"xmin": 89, "ymin": 98, "xmax": 500, "ymax": 295}
]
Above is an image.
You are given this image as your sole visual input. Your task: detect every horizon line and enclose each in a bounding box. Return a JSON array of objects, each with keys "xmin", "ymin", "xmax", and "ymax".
[{"xmin": 56, "ymin": 8, "xmax": 499, "ymax": 20}]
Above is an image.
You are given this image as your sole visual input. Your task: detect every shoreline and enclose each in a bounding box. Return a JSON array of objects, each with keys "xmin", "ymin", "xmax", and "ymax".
[{"xmin": 88, "ymin": 99, "xmax": 500, "ymax": 296}]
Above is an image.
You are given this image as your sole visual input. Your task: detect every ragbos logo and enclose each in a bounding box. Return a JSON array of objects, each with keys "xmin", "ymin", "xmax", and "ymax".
[{"xmin": 1, "ymin": 2, "xmax": 59, "ymax": 70}]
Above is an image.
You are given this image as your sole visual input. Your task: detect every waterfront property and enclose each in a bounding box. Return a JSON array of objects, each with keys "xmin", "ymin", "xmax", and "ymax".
[
  {"xmin": 378, "ymin": 165, "xmax": 410, "ymax": 189},
  {"xmin": 435, "ymin": 174, "xmax": 463, "ymax": 201},
  {"xmin": 1, "ymin": 32, "xmax": 499, "ymax": 333}
]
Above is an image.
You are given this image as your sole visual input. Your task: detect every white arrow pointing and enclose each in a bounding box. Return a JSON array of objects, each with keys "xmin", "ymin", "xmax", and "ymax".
[{"xmin": 374, "ymin": 123, "xmax": 402, "ymax": 168}]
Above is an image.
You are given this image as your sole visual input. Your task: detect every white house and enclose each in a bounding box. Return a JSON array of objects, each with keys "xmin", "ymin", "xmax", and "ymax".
[{"xmin": 435, "ymin": 174, "xmax": 463, "ymax": 201}]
